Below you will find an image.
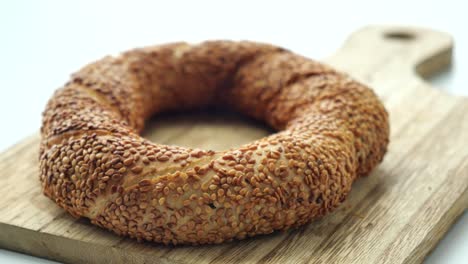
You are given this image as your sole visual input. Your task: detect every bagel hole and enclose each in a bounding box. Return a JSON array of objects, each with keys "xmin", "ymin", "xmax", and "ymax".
[{"xmin": 142, "ymin": 107, "xmax": 274, "ymax": 151}]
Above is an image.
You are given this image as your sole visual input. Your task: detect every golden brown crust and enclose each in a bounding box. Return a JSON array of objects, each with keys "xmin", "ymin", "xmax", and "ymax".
[{"xmin": 39, "ymin": 41, "xmax": 389, "ymax": 245}]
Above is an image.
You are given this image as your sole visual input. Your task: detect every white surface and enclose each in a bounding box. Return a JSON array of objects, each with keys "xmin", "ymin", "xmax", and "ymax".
[{"xmin": 0, "ymin": 0, "xmax": 466, "ymax": 263}]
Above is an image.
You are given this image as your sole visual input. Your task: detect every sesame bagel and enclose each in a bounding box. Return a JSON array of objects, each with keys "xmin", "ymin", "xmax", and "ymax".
[{"xmin": 39, "ymin": 41, "xmax": 389, "ymax": 245}]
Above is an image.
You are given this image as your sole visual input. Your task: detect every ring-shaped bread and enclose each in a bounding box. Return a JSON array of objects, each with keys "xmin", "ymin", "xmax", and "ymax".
[{"xmin": 40, "ymin": 41, "xmax": 389, "ymax": 245}]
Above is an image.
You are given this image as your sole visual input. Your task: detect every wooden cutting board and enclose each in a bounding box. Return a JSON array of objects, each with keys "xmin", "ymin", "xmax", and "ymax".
[{"xmin": 0, "ymin": 26, "xmax": 467, "ymax": 264}]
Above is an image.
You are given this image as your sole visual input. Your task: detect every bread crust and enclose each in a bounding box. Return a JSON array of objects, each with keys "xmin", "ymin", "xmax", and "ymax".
[{"xmin": 39, "ymin": 41, "xmax": 389, "ymax": 245}]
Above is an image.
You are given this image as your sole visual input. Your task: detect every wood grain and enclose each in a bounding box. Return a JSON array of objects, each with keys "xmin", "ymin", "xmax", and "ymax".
[{"xmin": 0, "ymin": 25, "xmax": 467, "ymax": 264}]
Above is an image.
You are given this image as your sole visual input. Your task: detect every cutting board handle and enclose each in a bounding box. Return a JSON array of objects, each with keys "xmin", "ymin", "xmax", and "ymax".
[{"xmin": 326, "ymin": 25, "xmax": 453, "ymax": 83}]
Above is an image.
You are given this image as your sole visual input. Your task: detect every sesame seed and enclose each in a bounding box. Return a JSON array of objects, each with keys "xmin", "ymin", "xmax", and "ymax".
[{"xmin": 131, "ymin": 166, "xmax": 143, "ymax": 174}]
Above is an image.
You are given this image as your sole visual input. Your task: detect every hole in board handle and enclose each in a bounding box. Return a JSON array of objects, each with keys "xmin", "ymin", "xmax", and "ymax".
[{"xmin": 384, "ymin": 31, "xmax": 416, "ymax": 41}]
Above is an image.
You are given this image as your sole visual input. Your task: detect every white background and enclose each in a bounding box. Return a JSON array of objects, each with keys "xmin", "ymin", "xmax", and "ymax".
[{"xmin": 0, "ymin": 0, "xmax": 466, "ymax": 263}]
